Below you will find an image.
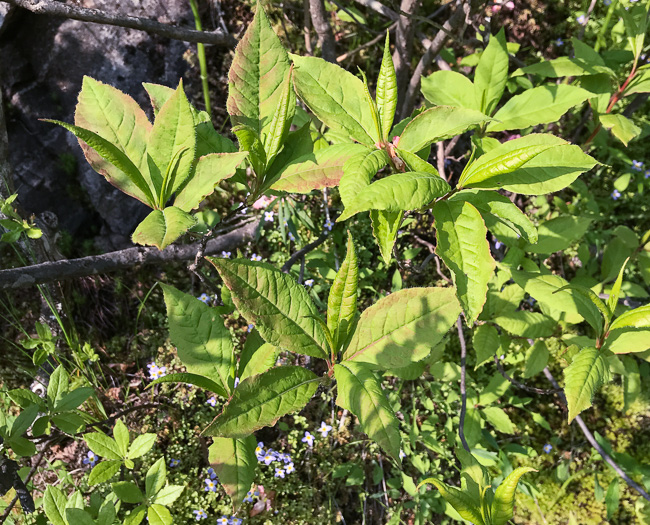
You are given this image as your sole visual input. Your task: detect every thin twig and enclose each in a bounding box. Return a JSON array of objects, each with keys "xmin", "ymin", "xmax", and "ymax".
[
  {"xmin": 494, "ymin": 355, "xmax": 560, "ymax": 395},
  {"xmin": 436, "ymin": 141, "xmax": 446, "ymax": 180},
  {"xmin": 543, "ymin": 367, "xmax": 650, "ymax": 503},
  {"xmin": 1, "ymin": 0, "xmax": 236, "ymax": 46},
  {"xmin": 309, "ymin": 0, "xmax": 336, "ymax": 62},
  {"xmin": 281, "ymin": 232, "xmax": 329, "ymax": 273},
  {"xmin": 457, "ymin": 316, "xmax": 470, "ymax": 452}
]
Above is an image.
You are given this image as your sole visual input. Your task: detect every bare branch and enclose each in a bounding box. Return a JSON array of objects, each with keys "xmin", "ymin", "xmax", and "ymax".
[
  {"xmin": 494, "ymin": 356, "xmax": 560, "ymax": 396},
  {"xmin": 0, "ymin": 219, "xmax": 259, "ymax": 290},
  {"xmin": 457, "ymin": 316, "xmax": 470, "ymax": 452},
  {"xmin": 281, "ymin": 231, "xmax": 329, "ymax": 274},
  {"xmin": 309, "ymin": 0, "xmax": 336, "ymax": 62},
  {"xmin": 351, "ymin": 0, "xmax": 398, "ymax": 21},
  {"xmin": 1, "ymin": 0, "xmax": 236, "ymax": 46},
  {"xmin": 392, "ymin": 0, "xmax": 420, "ymax": 112}
]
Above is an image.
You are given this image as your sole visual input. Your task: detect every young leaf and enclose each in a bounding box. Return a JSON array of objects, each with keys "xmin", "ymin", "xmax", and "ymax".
[
  {"xmin": 473, "ymin": 324, "xmax": 500, "ymax": 369},
  {"xmin": 208, "ymin": 436, "xmax": 257, "ymax": 509},
  {"xmin": 554, "ymin": 284, "xmax": 607, "ymax": 334},
  {"xmin": 421, "ymin": 70, "xmax": 479, "ymax": 110},
  {"xmin": 112, "ymin": 481, "xmax": 145, "ymax": 504},
  {"xmin": 147, "ymin": 505, "xmax": 173, "ymax": 525},
  {"xmin": 338, "ymin": 172, "xmax": 450, "ymax": 221},
  {"xmin": 419, "ymin": 478, "xmax": 485, "ymax": 525},
  {"xmin": 343, "ymin": 287, "xmax": 460, "ymax": 369},
  {"xmin": 131, "ymin": 206, "xmax": 197, "ymax": 250},
  {"xmin": 124, "ymin": 506, "xmax": 146, "ymax": 525},
  {"xmin": 523, "ymin": 341, "xmax": 549, "ymax": 378},
  {"xmin": 607, "ymin": 258, "xmax": 629, "ymax": 318},
  {"xmin": 291, "ymin": 55, "xmax": 378, "ymax": 145},
  {"xmin": 45, "ymin": 119, "xmax": 155, "ymax": 207},
  {"xmin": 43, "ymin": 487, "xmax": 68, "ymax": 525},
  {"xmin": 609, "ymin": 305, "xmax": 650, "ymax": 331},
  {"xmin": 433, "ymin": 200, "xmax": 495, "ymax": 324},
  {"xmin": 233, "ymin": 124, "xmax": 267, "ymax": 176},
  {"xmin": 153, "ymin": 485, "xmax": 184, "ymax": 506},
  {"xmin": 89, "ymin": 460, "xmax": 122, "ymax": 486},
  {"xmin": 270, "ymin": 144, "xmax": 369, "ymax": 193},
  {"xmin": 84, "ymin": 432, "xmax": 122, "ymax": 460},
  {"xmin": 147, "ymin": 80, "xmax": 196, "ymax": 204},
  {"xmin": 450, "ymin": 189, "xmax": 537, "ymax": 244},
  {"xmin": 227, "ymin": 2, "xmax": 292, "ymax": 143},
  {"xmin": 328, "ymin": 234, "xmax": 359, "ymax": 350},
  {"xmin": 174, "ymin": 152, "xmax": 247, "ymax": 212},
  {"xmin": 376, "ymin": 33, "xmax": 398, "ymax": 141},
  {"xmin": 127, "ymin": 433, "xmax": 157, "ymax": 459},
  {"xmin": 207, "ymin": 258, "xmax": 329, "ymax": 358},
  {"xmin": 564, "ymin": 346, "xmax": 610, "ymax": 422},
  {"xmin": 371, "ymin": 210, "xmax": 402, "ymax": 265},
  {"xmin": 143, "ymin": 82, "xmax": 175, "ymax": 116},
  {"xmin": 461, "ymin": 134, "xmax": 597, "ymax": 195},
  {"xmin": 113, "ymin": 419, "xmax": 130, "ymax": 457},
  {"xmin": 487, "ymin": 85, "xmax": 592, "ymax": 132},
  {"xmin": 264, "ymin": 66, "xmax": 296, "ymax": 169},
  {"xmin": 397, "ymin": 107, "xmax": 490, "ymax": 153},
  {"xmin": 145, "ymin": 458, "xmax": 167, "ymax": 499},
  {"xmin": 339, "ymin": 148, "xmax": 389, "ymax": 207},
  {"xmin": 334, "ymin": 362, "xmax": 401, "ymax": 461},
  {"xmin": 599, "ymin": 114, "xmax": 641, "ymax": 146},
  {"xmin": 203, "ymin": 366, "xmax": 320, "ymax": 438},
  {"xmin": 475, "ymin": 28, "xmax": 509, "ymax": 116},
  {"xmin": 491, "ymin": 467, "xmax": 536, "ymax": 525},
  {"xmin": 238, "ymin": 333, "xmax": 280, "ymax": 381},
  {"xmin": 47, "ymin": 366, "xmax": 69, "ymax": 406},
  {"xmin": 161, "ymin": 284, "xmax": 235, "ymax": 397}
]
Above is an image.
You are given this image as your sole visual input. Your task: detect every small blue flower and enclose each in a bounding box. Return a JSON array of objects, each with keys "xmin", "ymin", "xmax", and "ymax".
[
  {"xmin": 221, "ymin": 251, "xmax": 232, "ymax": 258},
  {"xmin": 255, "ymin": 442, "xmax": 265, "ymax": 457},
  {"xmin": 302, "ymin": 431, "xmax": 315, "ymax": 447},
  {"xmin": 198, "ymin": 293, "xmax": 210, "ymax": 304},
  {"xmin": 147, "ymin": 362, "xmax": 167, "ymax": 380},
  {"xmin": 250, "ymin": 253, "xmax": 262, "ymax": 262},
  {"xmin": 216, "ymin": 517, "xmax": 229, "ymax": 525},
  {"xmin": 576, "ymin": 14, "xmax": 587, "ymax": 25},
  {"xmin": 324, "ymin": 219, "xmax": 334, "ymax": 231},
  {"xmin": 275, "ymin": 467, "xmax": 285, "ymax": 478},
  {"xmin": 193, "ymin": 509, "xmax": 207, "ymax": 520},
  {"xmin": 262, "ymin": 450, "xmax": 276, "ymax": 465},
  {"xmin": 603, "ymin": 0, "xmax": 611, "ymax": 5},
  {"xmin": 555, "ymin": 38, "xmax": 564, "ymax": 46},
  {"xmin": 543, "ymin": 444, "xmax": 553, "ymax": 454},
  {"xmin": 230, "ymin": 518, "xmax": 243, "ymax": 525},
  {"xmin": 285, "ymin": 462, "xmax": 295, "ymax": 474},
  {"xmin": 280, "ymin": 453, "xmax": 292, "ymax": 464},
  {"xmin": 240, "ymin": 207, "xmax": 248, "ymax": 215},
  {"xmin": 204, "ymin": 478, "xmax": 218, "ymax": 492},
  {"xmin": 494, "ymin": 240, "xmax": 502, "ymax": 250},
  {"xmin": 247, "ymin": 323, "xmax": 255, "ymax": 332},
  {"xmin": 207, "ymin": 396, "xmax": 217, "ymax": 407},
  {"xmin": 645, "ymin": 169, "xmax": 650, "ymax": 179},
  {"xmin": 318, "ymin": 421, "xmax": 332, "ymax": 438},
  {"xmin": 169, "ymin": 458, "xmax": 180, "ymax": 467},
  {"xmin": 234, "ymin": 377, "xmax": 240, "ymax": 388},
  {"xmin": 82, "ymin": 451, "xmax": 97, "ymax": 467},
  {"xmin": 207, "ymin": 467, "xmax": 218, "ymax": 481},
  {"xmin": 243, "ymin": 490, "xmax": 255, "ymax": 503},
  {"xmin": 632, "ymin": 160, "xmax": 644, "ymax": 171},
  {"xmin": 264, "ymin": 211, "xmax": 274, "ymax": 222},
  {"xmin": 399, "ymin": 449, "xmax": 406, "ymax": 460},
  {"xmin": 304, "ymin": 279, "xmax": 314, "ymax": 287},
  {"xmin": 288, "ymin": 232, "xmax": 296, "ymax": 242},
  {"xmin": 611, "ymin": 189, "xmax": 621, "ymax": 200}
]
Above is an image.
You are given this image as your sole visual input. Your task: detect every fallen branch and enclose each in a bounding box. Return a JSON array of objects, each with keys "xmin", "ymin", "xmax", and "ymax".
[
  {"xmin": 281, "ymin": 231, "xmax": 329, "ymax": 274},
  {"xmin": 1, "ymin": 0, "xmax": 236, "ymax": 46},
  {"xmin": 0, "ymin": 219, "xmax": 258, "ymax": 290}
]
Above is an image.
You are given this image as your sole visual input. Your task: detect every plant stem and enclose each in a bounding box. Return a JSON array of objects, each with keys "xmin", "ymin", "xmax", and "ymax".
[{"xmin": 189, "ymin": 0, "xmax": 212, "ymax": 118}]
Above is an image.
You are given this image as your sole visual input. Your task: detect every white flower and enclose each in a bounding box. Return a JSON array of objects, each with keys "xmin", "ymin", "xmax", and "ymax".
[
  {"xmin": 304, "ymin": 279, "xmax": 314, "ymax": 287},
  {"xmin": 264, "ymin": 211, "xmax": 274, "ymax": 222}
]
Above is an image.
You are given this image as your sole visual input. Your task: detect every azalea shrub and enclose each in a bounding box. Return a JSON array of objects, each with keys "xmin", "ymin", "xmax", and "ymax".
[{"xmin": 2, "ymin": 0, "xmax": 650, "ymax": 524}]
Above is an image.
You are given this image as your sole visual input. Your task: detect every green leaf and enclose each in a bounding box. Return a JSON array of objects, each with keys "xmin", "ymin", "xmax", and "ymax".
[
  {"xmin": 472, "ymin": 324, "xmax": 499, "ymax": 369},
  {"xmin": 491, "ymin": 467, "xmax": 536, "ymax": 525},
  {"xmin": 208, "ymin": 436, "xmax": 257, "ymax": 509},
  {"xmin": 461, "ymin": 134, "xmax": 597, "ymax": 194},
  {"xmin": 264, "ymin": 66, "xmax": 296, "ymax": 169},
  {"xmin": 397, "ymin": 107, "xmax": 490, "ymax": 153},
  {"xmin": 153, "ymin": 485, "xmax": 184, "ymax": 506},
  {"xmin": 143, "ymin": 82, "xmax": 175, "ymax": 116},
  {"xmin": 9, "ymin": 404, "xmax": 38, "ymax": 438},
  {"xmin": 606, "ymin": 478, "xmax": 620, "ymax": 521},
  {"xmin": 493, "ymin": 310, "xmax": 556, "ymax": 338},
  {"xmin": 238, "ymin": 338, "xmax": 280, "ymax": 382},
  {"xmin": 65, "ymin": 509, "xmax": 95, "ymax": 525},
  {"xmin": 270, "ymin": 144, "xmax": 368, "ymax": 193},
  {"xmin": 626, "ymin": 68, "xmax": 650, "ymax": 96},
  {"xmin": 145, "ymin": 457, "xmax": 167, "ymax": 498},
  {"xmin": 599, "ymin": 113, "xmax": 641, "ymax": 146},
  {"xmin": 47, "ymin": 366, "xmax": 69, "ymax": 405},
  {"xmin": 203, "ymin": 366, "xmax": 319, "ymax": 438},
  {"xmin": 343, "ymin": 287, "xmax": 460, "ymax": 369},
  {"xmin": 51, "ymin": 413, "xmax": 85, "ymax": 434},
  {"xmin": 113, "ymin": 419, "xmax": 130, "ymax": 457},
  {"xmin": 195, "ymin": 121, "xmax": 237, "ymax": 157},
  {"xmin": 149, "ymin": 372, "xmax": 226, "ymax": 394},
  {"xmin": 513, "ymin": 57, "xmax": 614, "ymax": 79},
  {"xmin": 482, "ymin": 406, "xmax": 515, "ymax": 433},
  {"xmin": 84, "ymin": 432, "xmax": 122, "ymax": 460},
  {"xmin": 524, "ymin": 215, "xmax": 592, "ymax": 254},
  {"xmin": 328, "ymin": 234, "xmax": 359, "ymax": 350},
  {"xmin": 475, "ymin": 28, "xmax": 509, "ymax": 115},
  {"xmin": 233, "ymin": 124, "xmax": 266, "ymax": 176},
  {"xmin": 623, "ymin": 355, "xmax": 641, "ymax": 413},
  {"xmin": 555, "ymin": 284, "xmax": 607, "ymax": 334},
  {"xmin": 620, "ymin": 4, "xmax": 647, "ymax": 60},
  {"xmin": 70, "ymin": 76, "xmax": 154, "ymax": 205},
  {"xmin": 419, "ymin": 478, "xmax": 485, "ymax": 525},
  {"xmin": 339, "ymin": 148, "xmax": 389, "ymax": 208},
  {"xmin": 147, "ymin": 505, "xmax": 173, "ymax": 525},
  {"xmin": 610, "ymin": 304, "xmax": 650, "ymax": 331},
  {"xmin": 146, "ymin": 80, "xmax": 196, "ymax": 203},
  {"xmin": 112, "ymin": 481, "xmax": 145, "ymax": 503},
  {"xmin": 207, "ymin": 258, "xmax": 329, "ymax": 358},
  {"xmin": 162, "ymin": 284, "xmax": 234, "ymax": 397},
  {"xmin": 377, "ymin": 33, "xmax": 397, "ymax": 141},
  {"xmin": 421, "ymin": 70, "xmax": 479, "ymax": 110},
  {"xmin": 334, "ymin": 362, "xmax": 401, "ymax": 461},
  {"xmin": 43, "ymin": 486, "xmax": 68, "ymax": 525},
  {"xmin": 88, "ymin": 460, "xmax": 121, "ymax": 486},
  {"xmin": 227, "ymin": 3, "xmax": 292, "ymax": 143},
  {"xmin": 127, "ymin": 433, "xmax": 157, "ymax": 459},
  {"xmin": 371, "ymin": 210, "xmax": 402, "ymax": 265},
  {"xmin": 174, "ymin": 152, "xmax": 247, "ymax": 212},
  {"xmin": 450, "ymin": 189, "xmax": 537, "ymax": 244},
  {"xmin": 487, "ymin": 85, "xmax": 592, "ymax": 132},
  {"xmin": 54, "ymin": 387, "xmax": 93, "ymax": 412},
  {"xmin": 433, "ymin": 200, "xmax": 495, "ymax": 324},
  {"xmin": 8, "ymin": 389, "xmax": 45, "ymax": 410},
  {"xmin": 264, "ymin": 123, "xmax": 314, "ymax": 186},
  {"xmin": 131, "ymin": 206, "xmax": 196, "ymax": 250},
  {"xmin": 396, "ymin": 147, "xmax": 439, "ymax": 174},
  {"xmin": 523, "ymin": 341, "xmax": 549, "ymax": 378},
  {"xmin": 338, "ymin": 172, "xmax": 450, "ymax": 221},
  {"xmin": 564, "ymin": 346, "xmax": 610, "ymax": 422},
  {"xmin": 124, "ymin": 506, "xmax": 146, "ymax": 525},
  {"xmin": 292, "ymin": 54, "xmax": 377, "ymax": 144}
]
